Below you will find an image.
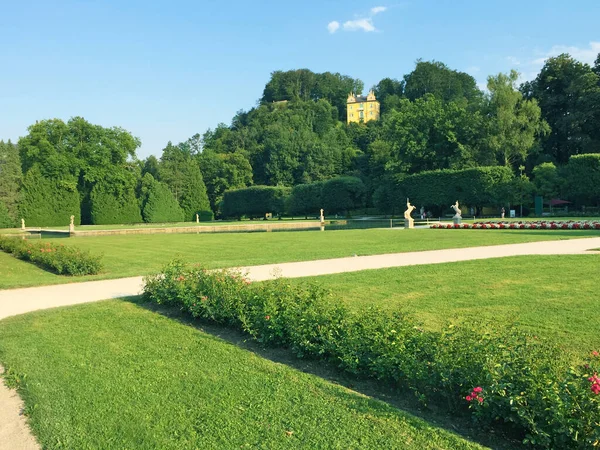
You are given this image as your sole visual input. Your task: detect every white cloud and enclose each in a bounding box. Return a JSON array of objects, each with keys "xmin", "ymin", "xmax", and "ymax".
[
  {"xmin": 343, "ymin": 18, "xmax": 376, "ymax": 32},
  {"xmin": 532, "ymin": 41, "xmax": 600, "ymax": 67},
  {"xmin": 328, "ymin": 5, "xmax": 387, "ymax": 34},
  {"xmin": 371, "ymin": 6, "xmax": 387, "ymax": 15},
  {"xmin": 327, "ymin": 21, "xmax": 340, "ymax": 34},
  {"xmin": 506, "ymin": 56, "xmax": 521, "ymax": 66}
]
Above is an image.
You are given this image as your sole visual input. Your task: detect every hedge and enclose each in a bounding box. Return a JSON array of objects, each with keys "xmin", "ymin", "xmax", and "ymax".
[
  {"xmin": 19, "ymin": 166, "xmax": 81, "ymax": 227},
  {"xmin": 221, "ymin": 185, "xmax": 290, "ymax": 219},
  {"xmin": 287, "ymin": 182, "xmax": 324, "ymax": 217},
  {"xmin": 142, "ymin": 181, "xmax": 184, "ymax": 223},
  {"xmin": 90, "ymin": 183, "xmax": 142, "ymax": 225},
  {"xmin": 144, "ymin": 261, "xmax": 600, "ymax": 449},
  {"xmin": 564, "ymin": 154, "xmax": 600, "ymax": 206},
  {"xmin": 321, "ymin": 176, "xmax": 365, "ymax": 216},
  {"xmin": 0, "ymin": 236, "xmax": 103, "ymax": 275}
]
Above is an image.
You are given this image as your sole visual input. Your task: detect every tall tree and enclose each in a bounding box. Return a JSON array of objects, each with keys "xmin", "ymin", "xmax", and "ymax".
[
  {"xmin": 485, "ymin": 70, "xmax": 549, "ymax": 167},
  {"xmin": 521, "ymin": 54, "xmax": 600, "ymax": 164},
  {"xmin": 0, "ymin": 140, "xmax": 22, "ymax": 221}
]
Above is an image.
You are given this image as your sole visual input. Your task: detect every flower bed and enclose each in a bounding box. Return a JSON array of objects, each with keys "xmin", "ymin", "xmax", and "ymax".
[
  {"xmin": 431, "ymin": 220, "xmax": 600, "ymax": 230},
  {"xmin": 144, "ymin": 261, "xmax": 600, "ymax": 448},
  {"xmin": 0, "ymin": 236, "xmax": 103, "ymax": 275}
]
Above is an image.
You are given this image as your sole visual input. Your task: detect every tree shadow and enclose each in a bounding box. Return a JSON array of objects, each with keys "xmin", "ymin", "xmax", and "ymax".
[{"xmin": 123, "ymin": 295, "xmax": 522, "ymax": 450}]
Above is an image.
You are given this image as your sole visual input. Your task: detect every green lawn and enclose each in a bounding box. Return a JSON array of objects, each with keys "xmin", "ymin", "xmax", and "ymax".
[
  {"xmin": 294, "ymin": 254, "xmax": 600, "ymax": 360},
  {"xmin": 1, "ymin": 228, "xmax": 598, "ymax": 289},
  {"xmin": 0, "ymin": 300, "xmax": 493, "ymax": 449}
]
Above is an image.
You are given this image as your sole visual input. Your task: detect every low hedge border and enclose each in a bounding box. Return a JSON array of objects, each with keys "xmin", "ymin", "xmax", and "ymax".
[
  {"xmin": 0, "ymin": 236, "xmax": 103, "ymax": 275},
  {"xmin": 431, "ymin": 220, "xmax": 600, "ymax": 230},
  {"xmin": 143, "ymin": 261, "xmax": 600, "ymax": 448}
]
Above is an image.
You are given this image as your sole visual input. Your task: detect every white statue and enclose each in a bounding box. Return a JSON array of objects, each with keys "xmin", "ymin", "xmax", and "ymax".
[
  {"xmin": 21, "ymin": 218, "xmax": 25, "ymax": 230},
  {"xmin": 404, "ymin": 200, "xmax": 416, "ymax": 220},
  {"xmin": 451, "ymin": 201, "xmax": 462, "ymax": 219},
  {"xmin": 196, "ymin": 213, "xmax": 200, "ymax": 223}
]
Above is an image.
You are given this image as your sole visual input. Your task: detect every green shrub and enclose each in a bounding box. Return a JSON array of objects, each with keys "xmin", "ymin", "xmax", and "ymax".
[
  {"xmin": 197, "ymin": 210, "xmax": 214, "ymax": 221},
  {"xmin": 221, "ymin": 186, "xmax": 290, "ymax": 219},
  {"xmin": 321, "ymin": 176, "xmax": 365, "ymax": 216},
  {"xmin": 0, "ymin": 236, "xmax": 103, "ymax": 275},
  {"xmin": 144, "ymin": 261, "xmax": 600, "ymax": 448},
  {"xmin": 287, "ymin": 182, "xmax": 324, "ymax": 217},
  {"xmin": 90, "ymin": 183, "xmax": 142, "ymax": 225},
  {"xmin": 0, "ymin": 201, "xmax": 15, "ymax": 228},
  {"xmin": 142, "ymin": 181, "xmax": 184, "ymax": 223},
  {"xmin": 19, "ymin": 166, "xmax": 81, "ymax": 227}
]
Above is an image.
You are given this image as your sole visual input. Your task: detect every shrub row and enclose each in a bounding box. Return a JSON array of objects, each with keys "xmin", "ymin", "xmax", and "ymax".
[
  {"xmin": 431, "ymin": 220, "xmax": 600, "ymax": 230},
  {"xmin": 143, "ymin": 261, "xmax": 600, "ymax": 448},
  {"xmin": 0, "ymin": 236, "xmax": 103, "ymax": 275}
]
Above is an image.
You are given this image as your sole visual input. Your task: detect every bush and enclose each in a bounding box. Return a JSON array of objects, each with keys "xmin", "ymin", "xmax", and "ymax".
[
  {"xmin": 142, "ymin": 181, "xmax": 184, "ymax": 223},
  {"xmin": 144, "ymin": 261, "xmax": 600, "ymax": 448},
  {"xmin": 0, "ymin": 236, "xmax": 103, "ymax": 275},
  {"xmin": 321, "ymin": 176, "xmax": 365, "ymax": 216},
  {"xmin": 287, "ymin": 182, "xmax": 324, "ymax": 217},
  {"xmin": 197, "ymin": 210, "xmax": 214, "ymax": 221},
  {"xmin": 90, "ymin": 183, "xmax": 142, "ymax": 225},
  {"xmin": 0, "ymin": 201, "xmax": 15, "ymax": 228},
  {"xmin": 19, "ymin": 166, "xmax": 81, "ymax": 227},
  {"xmin": 221, "ymin": 186, "xmax": 290, "ymax": 219}
]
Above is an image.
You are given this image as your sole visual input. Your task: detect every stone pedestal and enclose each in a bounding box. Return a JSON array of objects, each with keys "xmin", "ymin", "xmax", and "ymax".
[
  {"xmin": 453, "ymin": 217, "xmax": 462, "ymax": 225},
  {"xmin": 404, "ymin": 218, "xmax": 414, "ymax": 229}
]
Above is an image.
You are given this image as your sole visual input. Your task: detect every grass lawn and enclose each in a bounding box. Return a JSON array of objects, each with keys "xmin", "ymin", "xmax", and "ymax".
[
  {"xmin": 0, "ymin": 300, "xmax": 494, "ymax": 449},
  {"xmin": 295, "ymin": 254, "xmax": 600, "ymax": 361},
  {"xmin": 1, "ymin": 228, "xmax": 598, "ymax": 289}
]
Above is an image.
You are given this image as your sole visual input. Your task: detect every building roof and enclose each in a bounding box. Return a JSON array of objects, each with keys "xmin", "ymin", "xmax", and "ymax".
[{"xmin": 348, "ymin": 95, "xmax": 370, "ymax": 103}]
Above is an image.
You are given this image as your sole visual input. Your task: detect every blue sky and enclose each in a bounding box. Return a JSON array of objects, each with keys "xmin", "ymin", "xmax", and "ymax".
[{"xmin": 1, "ymin": 0, "xmax": 599, "ymax": 158}]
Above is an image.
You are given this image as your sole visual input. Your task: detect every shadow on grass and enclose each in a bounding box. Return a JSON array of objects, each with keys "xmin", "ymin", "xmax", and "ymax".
[{"xmin": 123, "ymin": 295, "xmax": 521, "ymax": 450}]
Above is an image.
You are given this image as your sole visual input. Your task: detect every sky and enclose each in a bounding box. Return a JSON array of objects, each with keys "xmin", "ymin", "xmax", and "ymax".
[{"xmin": 1, "ymin": 0, "xmax": 599, "ymax": 159}]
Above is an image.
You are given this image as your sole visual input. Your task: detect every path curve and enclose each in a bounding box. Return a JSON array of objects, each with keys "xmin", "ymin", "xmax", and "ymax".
[{"xmin": 2, "ymin": 237, "xmax": 599, "ymax": 321}]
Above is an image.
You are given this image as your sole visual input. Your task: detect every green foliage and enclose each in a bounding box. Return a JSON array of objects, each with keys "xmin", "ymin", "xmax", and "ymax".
[
  {"xmin": 397, "ymin": 166, "xmax": 515, "ymax": 210},
  {"xmin": 321, "ymin": 176, "xmax": 365, "ymax": 215},
  {"xmin": 197, "ymin": 210, "xmax": 214, "ymax": 221},
  {"xmin": 522, "ymin": 54, "xmax": 600, "ymax": 164},
  {"xmin": 0, "ymin": 140, "xmax": 22, "ymax": 221},
  {"xmin": 287, "ymin": 182, "xmax": 324, "ymax": 217},
  {"xmin": 0, "ymin": 201, "xmax": 15, "ymax": 228},
  {"xmin": 142, "ymin": 179, "xmax": 184, "ymax": 223},
  {"xmin": 532, "ymin": 162, "xmax": 563, "ymax": 199},
  {"xmin": 19, "ymin": 166, "xmax": 81, "ymax": 227},
  {"xmin": 0, "ymin": 236, "xmax": 102, "ymax": 275},
  {"xmin": 563, "ymin": 154, "xmax": 600, "ymax": 205},
  {"xmin": 221, "ymin": 185, "xmax": 290, "ymax": 219},
  {"xmin": 90, "ymin": 182, "xmax": 142, "ymax": 225},
  {"xmin": 159, "ymin": 142, "xmax": 211, "ymax": 220},
  {"xmin": 144, "ymin": 261, "xmax": 600, "ymax": 448}
]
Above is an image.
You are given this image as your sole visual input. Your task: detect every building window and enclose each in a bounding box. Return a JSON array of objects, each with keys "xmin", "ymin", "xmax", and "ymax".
[
  {"xmin": 350, "ymin": 105, "xmax": 352, "ymax": 109},
  {"xmin": 360, "ymin": 103, "xmax": 364, "ymax": 108},
  {"xmin": 370, "ymin": 103, "xmax": 373, "ymax": 108},
  {"xmin": 359, "ymin": 111, "xmax": 364, "ymax": 119},
  {"xmin": 370, "ymin": 111, "xmax": 373, "ymax": 116}
]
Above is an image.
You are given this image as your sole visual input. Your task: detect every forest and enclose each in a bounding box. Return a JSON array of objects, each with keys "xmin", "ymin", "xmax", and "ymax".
[{"xmin": 1, "ymin": 53, "xmax": 599, "ymax": 226}]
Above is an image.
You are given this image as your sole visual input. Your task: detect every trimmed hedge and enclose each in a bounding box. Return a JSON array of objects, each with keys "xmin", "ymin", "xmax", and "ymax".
[
  {"xmin": 564, "ymin": 154, "xmax": 600, "ymax": 206},
  {"xmin": 142, "ymin": 181, "xmax": 184, "ymax": 223},
  {"xmin": 287, "ymin": 182, "xmax": 324, "ymax": 217},
  {"xmin": 19, "ymin": 166, "xmax": 81, "ymax": 227},
  {"xmin": 144, "ymin": 261, "xmax": 600, "ymax": 449},
  {"xmin": 0, "ymin": 236, "xmax": 103, "ymax": 275},
  {"xmin": 90, "ymin": 183, "xmax": 142, "ymax": 225},
  {"xmin": 197, "ymin": 210, "xmax": 214, "ymax": 221},
  {"xmin": 321, "ymin": 176, "xmax": 365, "ymax": 216},
  {"xmin": 221, "ymin": 185, "xmax": 290, "ymax": 219}
]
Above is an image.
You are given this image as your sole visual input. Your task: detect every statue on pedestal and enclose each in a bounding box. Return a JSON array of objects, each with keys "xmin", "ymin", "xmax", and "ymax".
[
  {"xmin": 404, "ymin": 199, "xmax": 416, "ymax": 229},
  {"xmin": 196, "ymin": 213, "xmax": 200, "ymax": 223},
  {"xmin": 21, "ymin": 218, "xmax": 25, "ymax": 230},
  {"xmin": 451, "ymin": 201, "xmax": 462, "ymax": 225}
]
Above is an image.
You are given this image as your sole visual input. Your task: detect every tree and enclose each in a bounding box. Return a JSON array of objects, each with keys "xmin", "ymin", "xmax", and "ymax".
[
  {"xmin": 142, "ymin": 177, "xmax": 184, "ymax": 223},
  {"xmin": 521, "ymin": 54, "xmax": 600, "ymax": 164},
  {"xmin": 532, "ymin": 162, "xmax": 562, "ymax": 200},
  {"xmin": 563, "ymin": 154, "xmax": 600, "ymax": 206},
  {"xmin": 0, "ymin": 140, "xmax": 22, "ymax": 222},
  {"xmin": 19, "ymin": 166, "xmax": 81, "ymax": 227},
  {"xmin": 0, "ymin": 201, "xmax": 15, "ymax": 228},
  {"xmin": 382, "ymin": 95, "xmax": 484, "ymax": 174},
  {"xmin": 321, "ymin": 176, "xmax": 365, "ymax": 216},
  {"xmin": 485, "ymin": 70, "xmax": 549, "ymax": 167},
  {"xmin": 89, "ymin": 180, "xmax": 142, "ymax": 225},
  {"xmin": 403, "ymin": 60, "xmax": 483, "ymax": 107}
]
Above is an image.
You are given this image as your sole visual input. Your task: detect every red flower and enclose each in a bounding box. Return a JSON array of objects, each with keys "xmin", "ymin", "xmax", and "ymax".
[
  {"xmin": 465, "ymin": 395, "xmax": 472, "ymax": 401},
  {"xmin": 473, "ymin": 387, "xmax": 483, "ymax": 393},
  {"xmin": 592, "ymin": 350, "xmax": 599, "ymax": 358},
  {"xmin": 265, "ymin": 315, "xmax": 271, "ymax": 320},
  {"xmin": 477, "ymin": 397, "xmax": 484, "ymax": 403}
]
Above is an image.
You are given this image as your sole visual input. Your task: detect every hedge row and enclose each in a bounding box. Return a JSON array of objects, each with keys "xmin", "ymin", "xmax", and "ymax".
[
  {"xmin": 0, "ymin": 236, "xmax": 103, "ymax": 275},
  {"xmin": 143, "ymin": 261, "xmax": 600, "ymax": 448}
]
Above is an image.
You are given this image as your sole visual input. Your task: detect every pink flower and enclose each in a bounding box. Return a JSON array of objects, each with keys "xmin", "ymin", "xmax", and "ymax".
[
  {"xmin": 592, "ymin": 351, "xmax": 599, "ymax": 358},
  {"xmin": 477, "ymin": 397, "xmax": 484, "ymax": 403},
  {"xmin": 465, "ymin": 395, "xmax": 472, "ymax": 401},
  {"xmin": 473, "ymin": 387, "xmax": 483, "ymax": 393}
]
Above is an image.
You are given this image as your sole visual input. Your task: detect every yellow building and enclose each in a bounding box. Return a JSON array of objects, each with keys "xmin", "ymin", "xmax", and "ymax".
[{"xmin": 346, "ymin": 90, "xmax": 380, "ymax": 124}]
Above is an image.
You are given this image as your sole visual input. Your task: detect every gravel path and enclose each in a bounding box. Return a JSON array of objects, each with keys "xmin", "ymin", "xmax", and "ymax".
[{"xmin": 1, "ymin": 236, "xmax": 599, "ymax": 449}]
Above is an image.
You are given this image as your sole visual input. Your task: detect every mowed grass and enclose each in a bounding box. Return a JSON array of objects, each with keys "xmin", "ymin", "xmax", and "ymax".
[
  {"xmin": 1, "ymin": 228, "xmax": 598, "ymax": 289},
  {"xmin": 0, "ymin": 301, "xmax": 490, "ymax": 450},
  {"xmin": 295, "ymin": 254, "xmax": 600, "ymax": 360}
]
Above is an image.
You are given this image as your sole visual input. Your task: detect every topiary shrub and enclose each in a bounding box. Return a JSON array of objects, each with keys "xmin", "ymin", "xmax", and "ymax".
[
  {"xmin": 221, "ymin": 186, "xmax": 290, "ymax": 219},
  {"xmin": 142, "ymin": 181, "xmax": 184, "ymax": 223},
  {"xmin": 19, "ymin": 166, "xmax": 80, "ymax": 227},
  {"xmin": 197, "ymin": 210, "xmax": 214, "ymax": 221},
  {"xmin": 90, "ymin": 183, "xmax": 142, "ymax": 225}
]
